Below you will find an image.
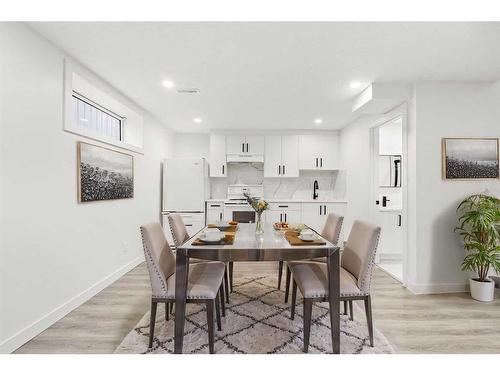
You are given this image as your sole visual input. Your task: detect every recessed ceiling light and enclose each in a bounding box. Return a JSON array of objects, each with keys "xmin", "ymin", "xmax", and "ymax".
[
  {"xmin": 193, "ymin": 117, "xmax": 202, "ymax": 124},
  {"xmin": 350, "ymin": 81, "xmax": 361, "ymax": 89},
  {"xmin": 162, "ymin": 79, "xmax": 175, "ymax": 89},
  {"xmin": 314, "ymin": 118, "xmax": 323, "ymax": 124}
]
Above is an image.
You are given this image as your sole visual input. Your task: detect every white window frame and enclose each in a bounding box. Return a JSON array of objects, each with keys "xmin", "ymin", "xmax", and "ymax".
[{"xmin": 63, "ymin": 59, "xmax": 144, "ymax": 153}]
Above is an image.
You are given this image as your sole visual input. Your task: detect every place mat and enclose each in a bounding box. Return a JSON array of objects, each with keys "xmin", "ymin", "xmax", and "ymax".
[
  {"xmin": 284, "ymin": 230, "xmax": 326, "ymax": 246},
  {"xmin": 207, "ymin": 224, "xmax": 238, "ymax": 233},
  {"xmin": 192, "ymin": 234, "xmax": 235, "ymax": 246}
]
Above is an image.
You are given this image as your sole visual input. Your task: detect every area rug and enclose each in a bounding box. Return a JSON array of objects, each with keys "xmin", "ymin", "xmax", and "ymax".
[{"xmin": 114, "ymin": 275, "xmax": 394, "ymax": 354}]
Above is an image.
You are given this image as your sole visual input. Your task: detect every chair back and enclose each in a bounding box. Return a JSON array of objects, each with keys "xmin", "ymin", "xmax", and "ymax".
[
  {"xmin": 140, "ymin": 223, "xmax": 176, "ymax": 296},
  {"xmin": 341, "ymin": 220, "xmax": 381, "ymax": 293},
  {"xmin": 168, "ymin": 213, "xmax": 190, "ymax": 247},
  {"xmin": 321, "ymin": 213, "xmax": 344, "ymax": 245}
]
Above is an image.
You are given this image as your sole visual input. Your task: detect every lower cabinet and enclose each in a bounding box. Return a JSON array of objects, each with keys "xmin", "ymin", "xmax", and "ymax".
[
  {"xmin": 162, "ymin": 212, "xmax": 205, "ymax": 245},
  {"xmin": 265, "ymin": 202, "xmax": 301, "ymax": 223},
  {"xmin": 301, "ymin": 203, "xmax": 347, "ymax": 242},
  {"xmin": 206, "ymin": 202, "xmax": 224, "ymax": 224}
]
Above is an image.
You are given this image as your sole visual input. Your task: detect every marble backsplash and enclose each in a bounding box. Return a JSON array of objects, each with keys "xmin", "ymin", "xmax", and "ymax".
[{"xmin": 210, "ymin": 163, "xmax": 346, "ymax": 200}]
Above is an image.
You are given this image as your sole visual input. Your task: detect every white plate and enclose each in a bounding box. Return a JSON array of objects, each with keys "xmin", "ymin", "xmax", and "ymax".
[
  {"xmin": 198, "ymin": 233, "xmax": 224, "ymax": 243},
  {"xmin": 298, "ymin": 234, "xmax": 316, "ymax": 242}
]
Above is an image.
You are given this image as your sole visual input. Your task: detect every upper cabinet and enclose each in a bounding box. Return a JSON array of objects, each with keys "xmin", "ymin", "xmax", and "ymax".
[
  {"xmin": 264, "ymin": 135, "xmax": 299, "ymax": 178},
  {"xmin": 209, "ymin": 135, "xmax": 227, "ymax": 177},
  {"xmin": 226, "ymin": 134, "xmax": 264, "ymax": 162},
  {"xmin": 298, "ymin": 134, "xmax": 339, "ymax": 170}
]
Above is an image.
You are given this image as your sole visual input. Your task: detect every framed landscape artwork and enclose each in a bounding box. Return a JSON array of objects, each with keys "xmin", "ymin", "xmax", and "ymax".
[
  {"xmin": 442, "ymin": 138, "xmax": 499, "ymax": 180},
  {"xmin": 77, "ymin": 142, "xmax": 134, "ymax": 202}
]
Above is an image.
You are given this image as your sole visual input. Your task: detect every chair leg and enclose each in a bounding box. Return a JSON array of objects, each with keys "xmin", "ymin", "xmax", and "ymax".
[
  {"xmin": 343, "ymin": 300, "xmax": 348, "ymax": 315},
  {"xmin": 290, "ymin": 279, "xmax": 298, "ymax": 320},
  {"xmin": 278, "ymin": 260, "xmax": 283, "ymax": 289},
  {"xmin": 224, "ymin": 264, "xmax": 230, "ymax": 303},
  {"xmin": 229, "ymin": 262, "xmax": 234, "ymax": 291},
  {"xmin": 149, "ymin": 300, "xmax": 157, "ymax": 349},
  {"xmin": 364, "ymin": 296, "xmax": 374, "ymax": 347},
  {"xmin": 303, "ymin": 299, "xmax": 313, "ymax": 353},
  {"xmin": 206, "ymin": 301, "xmax": 215, "ymax": 354},
  {"xmin": 349, "ymin": 300, "xmax": 354, "ymax": 321},
  {"xmin": 219, "ymin": 284, "xmax": 226, "ymax": 317},
  {"xmin": 165, "ymin": 302, "xmax": 169, "ymax": 321},
  {"xmin": 215, "ymin": 293, "xmax": 222, "ymax": 331},
  {"xmin": 284, "ymin": 266, "xmax": 291, "ymax": 303}
]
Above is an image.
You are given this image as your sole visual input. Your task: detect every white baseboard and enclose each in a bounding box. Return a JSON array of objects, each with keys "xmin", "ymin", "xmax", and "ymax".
[
  {"xmin": 406, "ymin": 280, "xmax": 467, "ymax": 295},
  {"xmin": 0, "ymin": 256, "xmax": 144, "ymax": 354}
]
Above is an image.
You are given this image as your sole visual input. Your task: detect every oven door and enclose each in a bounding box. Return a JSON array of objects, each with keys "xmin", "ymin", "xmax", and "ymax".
[{"xmin": 224, "ymin": 204, "xmax": 256, "ymax": 223}]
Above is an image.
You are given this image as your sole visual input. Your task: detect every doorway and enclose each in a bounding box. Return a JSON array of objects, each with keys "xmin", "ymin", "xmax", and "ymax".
[{"xmin": 370, "ymin": 114, "xmax": 407, "ymax": 284}]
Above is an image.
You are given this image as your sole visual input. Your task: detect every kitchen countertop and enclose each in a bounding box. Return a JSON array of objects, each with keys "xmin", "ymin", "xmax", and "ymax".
[{"xmin": 206, "ymin": 198, "xmax": 347, "ymax": 203}]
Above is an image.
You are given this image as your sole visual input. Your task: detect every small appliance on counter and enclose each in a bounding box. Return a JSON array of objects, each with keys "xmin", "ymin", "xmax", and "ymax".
[{"xmin": 161, "ymin": 158, "xmax": 210, "ymax": 244}]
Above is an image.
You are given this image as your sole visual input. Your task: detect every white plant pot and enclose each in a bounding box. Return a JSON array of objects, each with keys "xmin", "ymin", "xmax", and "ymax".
[{"xmin": 469, "ymin": 278, "xmax": 495, "ymax": 302}]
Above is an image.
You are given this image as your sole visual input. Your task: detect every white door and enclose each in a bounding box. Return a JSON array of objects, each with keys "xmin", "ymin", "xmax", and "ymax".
[
  {"xmin": 226, "ymin": 135, "xmax": 246, "ymax": 154},
  {"xmin": 265, "ymin": 210, "xmax": 283, "ymax": 223},
  {"xmin": 299, "ymin": 135, "xmax": 319, "ymax": 170},
  {"xmin": 206, "ymin": 209, "xmax": 224, "ymax": 224},
  {"xmin": 209, "ymin": 135, "xmax": 227, "ymax": 177},
  {"xmin": 319, "ymin": 135, "xmax": 339, "ymax": 170},
  {"xmin": 281, "ymin": 135, "xmax": 299, "ymax": 177},
  {"xmin": 245, "ymin": 135, "xmax": 265, "ymax": 155},
  {"xmin": 370, "ymin": 115, "xmax": 406, "ymax": 283},
  {"xmin": 301, "ymin": 203, "xmax": 324, "ymax": 232},
  {"xmin": 264, "ymin": 135, "xmax": 282, "ymax": 177}
]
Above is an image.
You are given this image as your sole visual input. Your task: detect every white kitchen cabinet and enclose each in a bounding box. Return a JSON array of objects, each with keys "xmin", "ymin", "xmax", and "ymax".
[
  {"xmin": 162, "ymin": 213, "xmax": 205, "ymax": 245},
  {"xmin": 226, "ymin": 135, "xmax": 247, "ymax": 154},
  {"xmin": 226, "ymin": 135, "xmax": 264, "ymax": 155},
  {"xmin": 265, "ymin": 202, "xmax": 301, "ymax": 223},
  {"xmin": 299, "ymin": 134, "xmax": 339, "ymax": 170},
  {"xmin": 209, "ymin": 135, "xmax": 227, "ymax": 177},
  {"xmin": 301, "ymin": 202, "xmax": 346, "ymax": 242},
  {"xmin": 264, "ymin": 135, "xmax": 299, "ymax": 177},
  {"xmin": 206, "ymin": 202, "xmax": 225, "ymax": 224}
]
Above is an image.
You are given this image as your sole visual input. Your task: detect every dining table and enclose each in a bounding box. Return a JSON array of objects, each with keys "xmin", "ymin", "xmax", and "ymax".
[{"xmin": 174, "ymin": 222, "xmax": 341, "ymax": 354}]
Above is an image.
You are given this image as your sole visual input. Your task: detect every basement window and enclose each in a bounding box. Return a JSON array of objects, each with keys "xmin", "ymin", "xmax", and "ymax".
[{"xmin": 72, "ymin": 92, "xmax": 124, "ymax": 141}]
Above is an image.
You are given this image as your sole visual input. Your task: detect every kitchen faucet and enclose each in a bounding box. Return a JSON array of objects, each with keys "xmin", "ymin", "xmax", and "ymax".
[{"xmin": 313, "ymin": 180, "xmax": 319, "ymax": 200}]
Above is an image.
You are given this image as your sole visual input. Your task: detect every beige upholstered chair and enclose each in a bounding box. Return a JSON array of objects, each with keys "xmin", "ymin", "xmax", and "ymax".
[
  {"xmin": 140, "ymin": 222, "xmax": 226, "ymax": 354},
  {"xmin": 288, "ymin": 220, "xmax": 381, "ymax": 352},
  {"xmin": 280, "ymin": 213, "xmax": 344, "ymax": 300},
  {"xmin": 168, "ymin": 213, "xmax": 231, "ymax": 304}
]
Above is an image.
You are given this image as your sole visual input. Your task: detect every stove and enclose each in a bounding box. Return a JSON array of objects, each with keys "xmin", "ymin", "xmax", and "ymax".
[{"xmin": 224, "ymin": 184, "xmax": 263, "ymax": 223}]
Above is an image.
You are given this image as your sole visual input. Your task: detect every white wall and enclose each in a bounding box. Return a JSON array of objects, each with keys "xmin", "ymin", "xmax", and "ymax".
[
  {"xmin": 341, "ymin": 82, "xmax": 500, "ymax": 294},
  {"xmin": 410, "ymin": 82, "xmax": 500, "ymax": 293},
  {"xmin": 0, "ymin": 23, "xmax": 174, "ymax": 353}
]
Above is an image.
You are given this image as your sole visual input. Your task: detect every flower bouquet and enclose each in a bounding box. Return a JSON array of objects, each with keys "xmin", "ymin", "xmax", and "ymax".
[{"xmin": 244, "ymin": 192, "xmax": 269, "ymax": 234}]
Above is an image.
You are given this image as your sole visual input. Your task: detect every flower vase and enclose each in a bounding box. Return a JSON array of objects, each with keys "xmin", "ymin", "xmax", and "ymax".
[{"xmin": 255, "ymin": 212, "xmax": 264, "ymax": 235}]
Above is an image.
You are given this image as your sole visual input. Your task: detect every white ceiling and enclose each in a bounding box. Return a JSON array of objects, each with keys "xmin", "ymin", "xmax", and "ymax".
[{"xmin": 29, "ymin": 22, "xmax": 500, "ymax": 132}]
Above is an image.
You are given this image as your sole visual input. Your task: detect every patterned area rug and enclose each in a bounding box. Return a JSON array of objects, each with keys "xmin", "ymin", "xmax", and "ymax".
[{"xmin": 115, "ymin": 275, "xmax": 394, "ymax": 354}]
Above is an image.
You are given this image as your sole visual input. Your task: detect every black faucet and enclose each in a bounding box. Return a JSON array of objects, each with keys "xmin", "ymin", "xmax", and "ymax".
[{"xmin": 313, "ymin": 180, "xmax": 319, "ymax": 200}]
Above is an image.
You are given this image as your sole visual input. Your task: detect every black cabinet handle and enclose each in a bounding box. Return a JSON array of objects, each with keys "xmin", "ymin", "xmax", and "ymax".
[
  {"xmin": 242, "ymin": 143, "xmax": 244, "ymax": 152},
  {"xmin": 278, "ymin": 205, "xmax": 288, "ymax": 208},
  {"xmin": 320, "ymin": 158, "xmax": 323, "ymax": 167},
  {"xmin": 285, "ymin": 213, "xmax": 287, "ymax": 222},
  {"xmin": 319, "ymin": 205, "xmax": 322, "ymax": 215},
  {"xmin": 382, "ymin": 196, "xmax": 390, "ymax": 207},
  {"xmin": 185, "ymin": 224, "xmax": 193, "ymax": 227},
  {"xmin": 211, "ymin": 204, "xmax": 221, "ymax": 207},
  {"xmin": 246, "ymin": 143, "xmax": 249, "ymax": 152},
  {"xmin": 316, "ymin": 158, "xmax": 318, "ymax": 167},
  {"xmin": 280, "ymin": 213, "xmax": 283, "ymax": 222},
  {"xmin": 324, "ymin": 205, "xmax": 327, "ymax": 214},
  {"xmin": 398, "ymin": 214, "xmax": 402, "ymax": 227},
  {"xmin": 222, "ymin": 165, "xmax": 224, "ymax": 175},
  {"xmin": 283, "ymin": 165, "xmax": 285, "ymax": 175},
  {"xmin": 278, "ymin": 165, "xmax": 281, "ymax": 175},
  {"xmin": 220, "ymin": 212, "xmax": 223, "ymax": 220}
]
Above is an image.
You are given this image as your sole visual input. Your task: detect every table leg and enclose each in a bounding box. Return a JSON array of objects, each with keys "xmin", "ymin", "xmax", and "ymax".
[
  {"xmin": 327, "ymin": 248, "xmax": 340, "ymax": 354},
  {"xmin": 174, "ymin": 249, "xmax": 189, "ymax": 354}
]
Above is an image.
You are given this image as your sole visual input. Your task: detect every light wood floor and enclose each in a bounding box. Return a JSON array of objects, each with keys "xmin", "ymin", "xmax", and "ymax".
[{"xmin": 15, "ymin": 262, "xmax": 500, "ymax": 354}]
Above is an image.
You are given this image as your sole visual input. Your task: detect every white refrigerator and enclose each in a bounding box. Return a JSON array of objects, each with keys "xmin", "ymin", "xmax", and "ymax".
[{"xmin": 161, "ymin": 158, "xmax": 210, "ymax": 243}]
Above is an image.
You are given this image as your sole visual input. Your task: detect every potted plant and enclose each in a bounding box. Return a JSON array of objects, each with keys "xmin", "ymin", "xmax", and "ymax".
[
  {"xmin": 244, "ymin": 192, "xmax": 269, "ymax": 234},
  {"xmin": 456, "ymin": 194, "xmax": 500, "ymax": 302}
]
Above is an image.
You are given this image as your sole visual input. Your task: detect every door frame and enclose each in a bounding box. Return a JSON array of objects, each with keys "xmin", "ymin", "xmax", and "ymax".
[{"xmin": 368, "ymin": 104, "xmax": 409, "ymax": 286}]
